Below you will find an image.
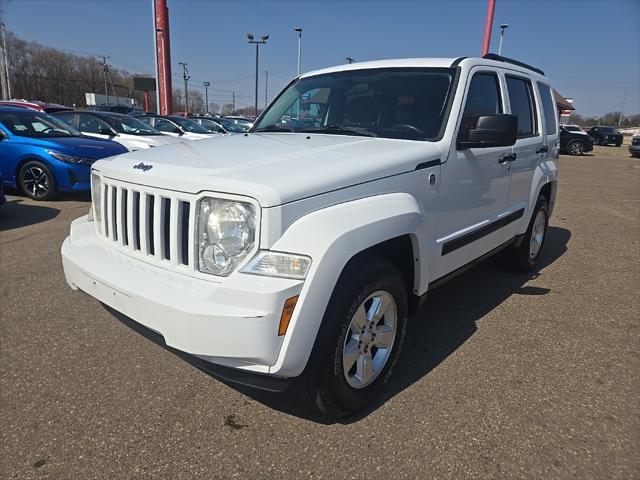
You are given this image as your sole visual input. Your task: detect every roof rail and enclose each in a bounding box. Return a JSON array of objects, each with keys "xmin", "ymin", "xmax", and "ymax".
[{"xmin": 482, "ymin": 53, "xmax": 545, "ymax": 76}]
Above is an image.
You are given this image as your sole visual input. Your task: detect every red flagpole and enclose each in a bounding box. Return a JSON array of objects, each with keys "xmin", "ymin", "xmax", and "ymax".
[{"xmin": 481, "ymin": 0, "xmax": 496, "ymax": 56}]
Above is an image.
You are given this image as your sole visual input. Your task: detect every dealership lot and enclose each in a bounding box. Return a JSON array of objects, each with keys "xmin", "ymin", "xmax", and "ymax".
[{"xmin": 1, "ymin": 146, "xmax": 638, "ymax": 479}]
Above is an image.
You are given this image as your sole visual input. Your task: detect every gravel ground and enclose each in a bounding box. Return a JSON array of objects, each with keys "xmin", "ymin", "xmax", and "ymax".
[{"xmin": 1, "ymin": 145, "xmax": 638, "ymax": 479}]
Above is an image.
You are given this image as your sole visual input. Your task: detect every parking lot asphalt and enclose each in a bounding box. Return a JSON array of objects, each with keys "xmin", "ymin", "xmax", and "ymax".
[{"xmin": 1, "ymin": 145, "xmax": 638, "ymax": 479}]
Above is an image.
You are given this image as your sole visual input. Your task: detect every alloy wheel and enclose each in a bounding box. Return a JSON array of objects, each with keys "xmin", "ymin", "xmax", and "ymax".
[
  {"xmin": 529, "ymin": 210, "xmax": 546, "ymax": 260},
  {"xmin": 23, "ymin": 166, "xmax": 50, "ymax": 198},
  {"xmin": 342, "ymin": 290, "xmax": 397, "ymax": 389}
]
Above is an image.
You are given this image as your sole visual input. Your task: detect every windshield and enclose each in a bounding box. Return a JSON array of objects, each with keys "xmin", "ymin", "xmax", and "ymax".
[
  {"xmin": 0, "ymin": 110, "xmax": 81, "ymax": 138},
  {"xmin": 254, "ymin": 68, "xmax": 456, "ymax": 141},
  {"xmin": 168, "ymin": 116, "xmax": 210, "ymax": 134},
  {"xmin": 599, "ymin": 127, "xmax": 616, "ymax": 133},
  {"xmin": 104, "ymin": 115, "xmax": 163, "ymax": 136}
]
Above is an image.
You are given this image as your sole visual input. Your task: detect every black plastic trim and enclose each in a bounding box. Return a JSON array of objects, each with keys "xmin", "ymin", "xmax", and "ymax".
[
  {"xmin": 429, "ymin": 234, "xmax": 523, "ymax": 290},
  {"xmin": 441, "ymin": 208, "xmax": 525, "ymax": 255},
  {"xmin": 101, "ymin": 305, "xmax": 294, "ymax": 393},
  {"xmin": 482, "ymin": 53, "xmax": 545, "ymax": 76},
  {"xmin": 450, "ymin": 57, "xmax": 468, "ymax": 67},
  {"xmin": 415, "ymin": 159, "xmax": 442, "ymax": 170}
]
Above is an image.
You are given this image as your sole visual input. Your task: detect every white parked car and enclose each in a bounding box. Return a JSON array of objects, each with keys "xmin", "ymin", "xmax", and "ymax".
[
  {"xmin": 135, "ymin": 114, "xmax": 217, "ymax": 140},
  {"xmin": 560, "ymin": 124, "xmax": 589, "ymax": 136},
  {"xmin": 62, "ymin": 55, "xmax": 559, "ymax": 417},
  {"xmin": 52, "ymin": 111, "xmax": 185, "ymax": 151}
]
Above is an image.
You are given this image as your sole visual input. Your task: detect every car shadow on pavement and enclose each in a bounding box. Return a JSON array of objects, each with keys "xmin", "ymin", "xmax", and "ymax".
[
  {"xmin": 104, "ymin": 226, "xmax": 571, "ymax": 425},
  {"xmin": 0, "ymin": 198, "xmax": 61, "ymax": 232},
  {"xmin": 235, "ymin": 226, "xmax": 572, "ymax": 424}
]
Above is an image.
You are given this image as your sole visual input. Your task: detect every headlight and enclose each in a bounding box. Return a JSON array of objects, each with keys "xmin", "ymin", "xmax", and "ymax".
[
  {"xmin": 90, "ymin": 173, "xmax": 102, "ymax": 231},
  {"xmin": 48, "ymin": 150, "xmax": 96, "ymax": 166},
  {"xmin": 242, "ymin": 251, "xmax": 311, "ymax": 280},
  {"xmin": 197, "ymin": 198, "xmax": 256, "ymax": 276}
]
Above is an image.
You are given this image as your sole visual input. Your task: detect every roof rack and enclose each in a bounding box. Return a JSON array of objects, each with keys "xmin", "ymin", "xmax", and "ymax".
[{"xmin": 482, "ymin": 53, "xmax": 545, "ymax": 76}]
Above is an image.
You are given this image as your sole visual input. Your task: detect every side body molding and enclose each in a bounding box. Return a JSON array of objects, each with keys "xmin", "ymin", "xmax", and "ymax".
[{"xmin": 268, "ymin": 192, "xmax": 424, "ymax": 377}]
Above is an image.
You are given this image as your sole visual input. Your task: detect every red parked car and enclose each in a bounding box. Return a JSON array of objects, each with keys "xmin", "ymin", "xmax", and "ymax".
[{"xmin": 0, "ymin": 100, "xmax": 72, "ymax": 114}]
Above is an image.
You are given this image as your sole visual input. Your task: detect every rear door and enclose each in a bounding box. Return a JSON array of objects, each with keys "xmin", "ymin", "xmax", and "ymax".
[{"xmin": 502, "ymin": 73, "xmax": 544, "ymax": 239}]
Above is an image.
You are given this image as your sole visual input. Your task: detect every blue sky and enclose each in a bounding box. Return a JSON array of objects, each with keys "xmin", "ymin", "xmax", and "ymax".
[{"xmin": 3, "ymin": 0, "xmax": 639, "ymax": 115}]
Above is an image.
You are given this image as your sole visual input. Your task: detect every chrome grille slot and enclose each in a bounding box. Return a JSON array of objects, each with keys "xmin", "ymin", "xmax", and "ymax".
[{"xmin": 98, "ymin": 179, "xmax": 195, "ymax": 271}]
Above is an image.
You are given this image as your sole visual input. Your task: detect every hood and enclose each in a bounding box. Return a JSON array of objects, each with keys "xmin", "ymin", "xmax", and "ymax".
[
  {"xmin": 14, "ymin": 135, "xmax": 128, "ymax": 158},
  {"xmin": 120, "ymin": 134, "xmax": 185, "ymax": 148},
  {"xmin": 94, "ymin": 132, "xmax": 442, "ymax": 207}
]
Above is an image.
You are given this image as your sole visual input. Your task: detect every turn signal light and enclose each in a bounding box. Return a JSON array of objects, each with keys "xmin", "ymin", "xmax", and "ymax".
[{"xmin": 278, "ymin": 295, "xmax": 299, "ymax": 336}]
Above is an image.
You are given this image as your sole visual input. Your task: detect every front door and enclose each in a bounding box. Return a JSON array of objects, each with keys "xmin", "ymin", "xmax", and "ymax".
[{"xmin": 432, "ymin": 68, "xmax": 513, "ymax": 280}]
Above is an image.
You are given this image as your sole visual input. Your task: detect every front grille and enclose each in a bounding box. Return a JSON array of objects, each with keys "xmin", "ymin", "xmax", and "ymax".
[{"xmin": 99, "ymin": 179, "xmax": 194, "ymax": 268}]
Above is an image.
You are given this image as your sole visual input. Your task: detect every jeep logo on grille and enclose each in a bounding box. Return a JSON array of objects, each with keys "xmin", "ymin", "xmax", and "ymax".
[{"xmin": 133, "ymin": 162, "xmax": 153, "ymax": 172}]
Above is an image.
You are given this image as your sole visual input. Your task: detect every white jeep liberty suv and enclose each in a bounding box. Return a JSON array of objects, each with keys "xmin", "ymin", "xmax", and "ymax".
[{"xmin": 62, "ymin": 54, "xmax": 559, "ymax": 417}]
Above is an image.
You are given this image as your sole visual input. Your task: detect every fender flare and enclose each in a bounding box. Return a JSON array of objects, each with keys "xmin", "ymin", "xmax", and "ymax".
[{"xmin": 268, "ymin": 192, "xmax": 424, "ymax": 377}]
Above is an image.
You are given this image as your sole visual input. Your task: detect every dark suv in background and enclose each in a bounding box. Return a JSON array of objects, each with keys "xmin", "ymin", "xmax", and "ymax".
[
  {"xmin": 588, "ymin": 126, "xmax": 623, "ymax": 146},
  {"xmin": 559, "ymin": 125, "xmax": 594, "ymax": 155}
]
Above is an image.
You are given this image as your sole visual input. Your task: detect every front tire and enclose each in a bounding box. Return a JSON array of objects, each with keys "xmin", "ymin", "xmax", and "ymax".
[
  {"xmin": 297, "ymin": 256, "xmax": 408, "ymax": 418},
  {"xmin": 506, "ymin": 196, "xmax": 549, "ymax": 272},
  {"xmin": 568, "ymin": 140, "xmax": 585, "ymax": 156},
  {"xmin": 19, "ymin": 160, "xmax": 58, "ymax": 200}
]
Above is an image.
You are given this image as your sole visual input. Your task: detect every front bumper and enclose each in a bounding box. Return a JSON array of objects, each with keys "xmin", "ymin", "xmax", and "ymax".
[{"xmin": 61, "ymin": 216, "xmax": 303, "ymax": 377}]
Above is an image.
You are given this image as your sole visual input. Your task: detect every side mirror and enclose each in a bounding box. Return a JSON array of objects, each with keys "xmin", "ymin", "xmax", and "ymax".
[
  {"xmin": 173, "ymin": 127, "xmax": 184, "ymax": 135},
  {"xmin": 458, "ymin": 114, "xmax": 518, "ymax": 149}
]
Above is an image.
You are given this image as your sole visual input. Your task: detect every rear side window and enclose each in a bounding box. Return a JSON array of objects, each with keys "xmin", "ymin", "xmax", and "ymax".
[
  {"xmin": 463, "ymin": 73, "xmax": 503, "ymax": 117},
  {"xmin": 506, "ymin": 76, "xmax": 537, "ymax": 137},
  {"xmin": 537, "ymin": 82, "xmax": 557, "ymax": 135}
]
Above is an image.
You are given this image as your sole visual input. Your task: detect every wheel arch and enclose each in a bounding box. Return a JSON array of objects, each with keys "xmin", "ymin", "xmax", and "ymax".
[{"xmin": 267, "ymin": 192, "xmax": 425, "ymax": 377}]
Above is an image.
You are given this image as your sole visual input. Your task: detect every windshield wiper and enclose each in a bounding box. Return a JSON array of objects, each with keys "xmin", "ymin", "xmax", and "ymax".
[
  {"xmin": 301, "ymin": 124, "xmax": 376, "ymax": 137},
  {"xmin": 254, "ymin": 124, "xmax": 294, "ymax": 133}
]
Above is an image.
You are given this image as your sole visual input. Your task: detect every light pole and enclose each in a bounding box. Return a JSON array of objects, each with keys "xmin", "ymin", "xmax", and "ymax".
[
  {"xmin": 203, "ymin": 81, "xmax": 210, "ymax": 114},
  {"xmin": 247, "ymin": 33, "xmax": 268, "ymax": 117},
  {"xmin": 264, "ymin": 70, "xmax": 268, "ymax": 109},
  {"xmin": 179, "ymin": 62, "xmax": 190, "ymax": 113},
  {"xmin": 294, "ymin": 27, "xmax": 302, "ymax": 76},
  {"xmin": 345, "ymin": 57, "xmax": 355, "ymax": 64},
  {"xmin": 498, "ymin": 24, "xmax": 509, "ymax": 56}
]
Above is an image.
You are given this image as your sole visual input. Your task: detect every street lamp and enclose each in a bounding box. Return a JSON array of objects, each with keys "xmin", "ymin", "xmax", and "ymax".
[
  {"xmin": 294, "ymin": 27, "xmax": 302, "ymax": 76},
  {"xmin": 498, "ymin": 24, "xmax": 509, "ymax": 56},
  {"xmin": 345, "ymin": 57, "xmax": 355, "ymax": 64},
  {"xmin": 203, "ymin": 81, "xmax": 210, "ymax": 114},
  {"xmin": 248, "ymin": 33, "xmax": 268, "ymax": 117}
]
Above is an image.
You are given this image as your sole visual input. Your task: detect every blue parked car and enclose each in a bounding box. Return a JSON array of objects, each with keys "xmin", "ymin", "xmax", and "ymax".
[{"xmin": 0, "ymin": 106, "xmax": 127, "ymax": 200}]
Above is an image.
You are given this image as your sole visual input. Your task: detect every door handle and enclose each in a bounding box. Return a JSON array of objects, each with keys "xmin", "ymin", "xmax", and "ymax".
[
  {"xmin": 498, "ymin": 153, "xmax": 517, "ymax": 164},
  {"xmin": 536, "ymin": 146, "xmax": 549, "ymax": 154}
]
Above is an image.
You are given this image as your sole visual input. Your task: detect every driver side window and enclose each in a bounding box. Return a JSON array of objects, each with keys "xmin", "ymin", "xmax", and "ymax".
[
  {"xmin": 154, "ymin": 119, "xmax": 176, "ymax": 133},
  {"xmin": 78, "ymin": 115, "xmax": 110, "ymax": 134},
  {"xmin": 463, "ymin": 73, "xmax": 503, "ymax": 118}
]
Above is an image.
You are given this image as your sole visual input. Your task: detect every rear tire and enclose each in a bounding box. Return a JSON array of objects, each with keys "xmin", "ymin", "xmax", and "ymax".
[
  {"xmin": 18, "ymin": 160, "xmax": 58, "ymax": 200},
  {"xmin": 296, "ymin": 255, "xmax": 408, "ymax": 418},
  {"xmin": 506, "ymin": 196, "xmax": 549, "ymax": 272}
]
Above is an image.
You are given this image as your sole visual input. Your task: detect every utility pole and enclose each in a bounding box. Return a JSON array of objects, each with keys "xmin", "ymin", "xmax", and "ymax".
[
  {"xmin": 618, "ymin": 94, "xmax": 626, "ymax": 127},
  {"xmin": 179, "ymin": 62, "xmax": 190, "ymax": 113},
  {"xmin": 102, "ymin": 57, "xmax": 111, "ymax": 105},
  {"xmin": 203, "ymin": 81, "xmax": 210, "ymax": 114},
  {"xmin": 0, "ymin": 6, "xmax": 10, "ymax": 100},
  {"xmin": 247, "ymin": 33, "xmax": 268, "ymax": 117},
  {"xmin": 264, "ymin": 70, "xmax": 268, "ymax": 108}
]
